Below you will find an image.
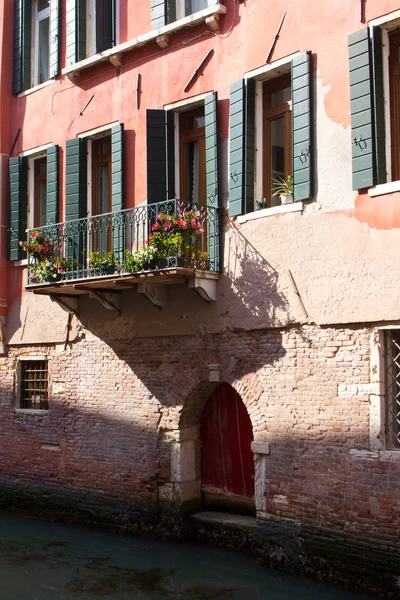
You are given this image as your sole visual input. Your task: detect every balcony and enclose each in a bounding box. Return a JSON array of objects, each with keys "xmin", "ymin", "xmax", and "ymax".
[{"xmin": 25, "ymin": 201, "xmax": 220, "ymax": 309}]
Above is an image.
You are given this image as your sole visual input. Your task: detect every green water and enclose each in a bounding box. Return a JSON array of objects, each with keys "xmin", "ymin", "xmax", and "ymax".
[{"xmin": 0, "ymin": 512, "xmax": 374, "ymax": 599}]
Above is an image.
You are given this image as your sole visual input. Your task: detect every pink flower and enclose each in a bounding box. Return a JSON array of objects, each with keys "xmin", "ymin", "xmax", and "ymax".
[
  {"xmin": 198, "ymin": 227, "xmax": 204, "ymax": 234},
  {"xmin": 182, "ymin": 221, "xmax": 187, "ymax": 229},
  {"xmin": 151, "ymin": 224, "xmax": 156, "ymax": 231},
  {"xmin": 165, "ymin": 222, "xmax": 171, "ymax": 229},
  {"xmin": 191, "ymin": 219, "xmax": 196, "ymax": 227}
]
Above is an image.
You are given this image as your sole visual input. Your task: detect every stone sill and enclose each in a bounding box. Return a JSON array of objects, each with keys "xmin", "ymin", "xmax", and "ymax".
[
  {"xmin": 237, "ymin": 202, "xmax": 304, "ymax": 224},
  {"xmin": 368, "ymin": 180, "xmax": 400, "ymax": 197},
  {"xmin": 17, "ymin": 79, "xmax": 55, "ymax": 98},
  {"xmin": 62, "ymin": 4, "xmax": 226, "ymax": 80},
  {"xmin": 14, "ymin": 409, "xmax": 49, "ymax": 415},
  {"xmin": 350, "ymin": 448, "xmax": 400, "ymax": 461}
]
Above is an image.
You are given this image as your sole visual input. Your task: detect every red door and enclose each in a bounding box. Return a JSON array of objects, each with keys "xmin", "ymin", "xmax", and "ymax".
[{"xmin": 201, "ymin": 383, "xmax": 255, "ymax": 515}]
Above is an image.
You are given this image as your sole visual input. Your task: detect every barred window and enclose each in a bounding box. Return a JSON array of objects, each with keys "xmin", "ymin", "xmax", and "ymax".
[
  {"xmin": 384, "ymin": 331, "xmax": 400, "ymax": 449},
  {"xmin": 19, "ymin": 360, "xmax": 49, "ymax": 410}
]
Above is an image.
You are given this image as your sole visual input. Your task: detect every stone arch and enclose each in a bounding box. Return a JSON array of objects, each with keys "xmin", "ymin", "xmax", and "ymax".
[{"xmin": 157, "ymin": 363, "xmax": 266, "ymax": 515}]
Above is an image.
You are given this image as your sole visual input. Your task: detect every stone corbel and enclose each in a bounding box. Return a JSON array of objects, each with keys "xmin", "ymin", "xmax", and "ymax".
[
  {"xmin": 188, "ymin": 277, "xmax": 217, "ymax": 302},
  {"xmin": 89, "ymin": 291, "xmax": 121, "ymax": 315},
  {"xmin": 156, "ymin": 34, "xmax": 170, "ymax": 49},
  {"xmin": 205, "ymin": 13, "xmax": 220, "ymax": 32},
  {"xmin": 109, "ymin": 53, "xmax": 122, "ymax": 68},
  {"xmin": 137, "ymin": 283, "xmax": 168, "ymax": 308},
  {"xmin": 67, "ymin": 70, "xmax": 80, "ymax": 84},
  {"xmin": 50, "ymin": 295, "xmax": 79, "ymax": 317}
]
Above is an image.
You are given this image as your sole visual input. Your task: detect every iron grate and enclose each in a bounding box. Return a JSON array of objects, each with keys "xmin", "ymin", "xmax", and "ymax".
[
  {"xmin": 20, "ymin": 360, "xmax": 49, "ymax": 410},
  {"xmin": 384, "ymin": 331, "xmax": 400, "ymax": 449}
]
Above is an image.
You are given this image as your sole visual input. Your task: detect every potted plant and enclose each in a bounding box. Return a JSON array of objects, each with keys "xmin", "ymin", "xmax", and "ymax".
[
  {"xmin": 272, "ymin": 175, "xmax": 293, "ymax": 204},
  {"xmin": 88, "ymin": 251, "xmax": 118, "ymax": 275}
]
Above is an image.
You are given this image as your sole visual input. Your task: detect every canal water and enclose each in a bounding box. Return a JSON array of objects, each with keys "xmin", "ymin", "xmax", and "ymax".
[{"xmin": 0, "ymin": 512, "xmax": 374, "ymax": 599}]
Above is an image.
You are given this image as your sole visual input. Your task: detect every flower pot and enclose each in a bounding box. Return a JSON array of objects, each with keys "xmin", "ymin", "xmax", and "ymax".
[{"xmin": 280, "ymin": 193, "xmax": 293, "ymax": 205}]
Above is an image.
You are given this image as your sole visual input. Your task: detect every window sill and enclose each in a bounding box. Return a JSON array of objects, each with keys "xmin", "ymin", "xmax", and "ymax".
[
  {"xmin": 62, "ymin": 4, "xmax": 226, "ymax": 80},
  {"xmin": 350, "ymin": 448, "xmax": 400, "ymax": 460},
  {"xmin": 237, "ymin": 202, "xmax": 304, "ymax": 224},
  {"xmin": 368, "ymin": 180, "xmax": 400, "ymax": 197},
  {"xmin": 14, "ymin": 408, "xmax": 49, "ymax": 415},
  {"xmin": 17, "ymin": 79, "xmax": 55, "ymax": 98},
  {"xmin": 13, "ymin": 259, "xmax": 28, "ymax": 267}
]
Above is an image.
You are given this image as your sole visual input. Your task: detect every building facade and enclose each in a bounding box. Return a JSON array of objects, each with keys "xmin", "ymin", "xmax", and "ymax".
[{"xmin": 0, "ymin": 0, "xmax": 400, "ymax": 592}]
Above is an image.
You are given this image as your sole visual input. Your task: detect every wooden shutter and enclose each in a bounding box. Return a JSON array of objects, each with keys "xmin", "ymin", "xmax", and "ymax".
[
  {"xmin": 166, "ymin": 112, "xmax": 175, "ymax": 199},
  {"xmin": 348, "ymin": 28, "xmax": 375, "ymax": 190},
  {"xmin": 371, "ymin": 26, "xmax": 386, "ymax": 185},
  {"xmin": 229, "ymin": 80, "xmax": 245, "ymax": 217},
  {"xmin": 46, "ymin": 145, "xmax": 59, "ymax": 225},
  {"xmin": 66, "ymin": 0, "xmax": 86, "ymax": 66},
  {"xmin": 8, "ymin": 157, "xmax": 28, "ymax": 260},
  {"xmin": 292, "ymin": 51, "xmax": 313, "ymax": 201},
  {"xmin": 151, "ymin": 0, "xmax": 175, "ymax": 29},
  {"xmin": 96, "ymin": 0, "xmax": 116, "ymax": 52},
  {"xmin": 111, "ymin": 123, "xmax": 124, "ymax": 212},
  {"xmin": 146, "ymin": 110, "xmax": 167, "ymax": 204},
  {"xmin": 49, "ymin": 0, "xmax": 60, "ymax": 78},
  {"xmin": 65, "ymin": 138, "xmax": 86, "ymax": 221},
  {"xmin": 229, "ymin": 80, "xmax": 255, "ymax": 217},
  {"xmin": 204, "ymin": 92, "xmax": 219, "ymax": 206},
  {"xmin": 13, "ymin": 0, "xmax": 31, "ymax": 94}
]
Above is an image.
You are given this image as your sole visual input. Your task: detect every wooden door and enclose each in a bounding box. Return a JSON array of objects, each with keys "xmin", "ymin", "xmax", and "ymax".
[{"xmin": 201, "ymin": 383, "xmax": 255, "ymax": 515}]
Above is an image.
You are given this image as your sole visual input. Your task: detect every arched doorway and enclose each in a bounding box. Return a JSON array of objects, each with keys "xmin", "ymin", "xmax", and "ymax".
[{"xmin": 200, "ymin": 382, "xmax": 255, "ymax": 516}]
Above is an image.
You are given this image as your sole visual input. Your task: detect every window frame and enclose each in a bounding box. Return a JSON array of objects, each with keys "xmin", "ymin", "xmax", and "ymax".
[
  {"xmin": 15, "ymin": 356, "xmax": 50, "ymax": 412},
  {"xmin": 27, "ymin": 151, "xmax": 48, "ymax": 230},
  {"xmin": 32, "ymin": 0, "xmax": 50, "ymax": 87},
  {"xmin": 86, "ymin": 0, "xmax": 119, "ymax": 58}
]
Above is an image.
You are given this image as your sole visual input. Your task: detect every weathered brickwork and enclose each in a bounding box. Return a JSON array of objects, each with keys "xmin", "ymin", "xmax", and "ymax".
[{"xmin": 0, "ymin": 324, "xmax": 398, "ymax": 553}]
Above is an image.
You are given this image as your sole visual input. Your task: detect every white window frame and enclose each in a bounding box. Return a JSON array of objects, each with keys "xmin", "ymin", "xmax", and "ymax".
[
  {"xmin": 27, "ymin": 152, "xmax": 47, "ymax": 230},
  {"xmin": 86, "ymin": 0, "xmax": 120, "ymax": 58},
  {"xmin": 164, "ymin": 93, "xmax": 209, "ymax": 201},
  {"xmin": 177, "ymin": 0, "xmax": 215, "ymax": 20},
  {"xmin": 78, "ymin": 122, "xmax": 118, "ymax": 217},
  {"xmin": 15, "ymin": 355, "xmax": 50, "ymax": 413},
  {"xmin": 244, "ymin": 52, "xmax": 300, "ymax": 208},
  {"xmin": 368, "ymin": 11, "xmax": 400, "ymax": 195},
  {"xmin": 32, "ymin": 0, "xmax": 50, "ymax": 87}
]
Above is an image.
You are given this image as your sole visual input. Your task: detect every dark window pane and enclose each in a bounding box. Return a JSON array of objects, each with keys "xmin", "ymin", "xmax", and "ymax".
[
  {"xmin": 96, "ymin": 0, "xmax": 114, "ymax": 53},
  {"xmin": 38, "ymin": 16, "xmax": 49, "ymax": 83},
  {"xmin": 269, "ymin": 116, "xmax": 285, "ymax": 206}
]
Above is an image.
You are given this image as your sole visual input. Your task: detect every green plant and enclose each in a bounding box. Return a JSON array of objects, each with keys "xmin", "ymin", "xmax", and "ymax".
[
  {"xmin": 20, "ymin": 230, "xmax": 56, "ymax": 262},
  {"xmin": 31, "ymin": 259, "xmax": 59, "ymax": 282},
  {"xmin": 122, "ymin": 245, "xmax": 159, "ymax": 273},
  {"xmin": 88, "ymin": 251, "xmax": 117, "ymax": 270},
  {"xmin": 272, "ymin": 174, "xmax": 293, "ymax": 197}
]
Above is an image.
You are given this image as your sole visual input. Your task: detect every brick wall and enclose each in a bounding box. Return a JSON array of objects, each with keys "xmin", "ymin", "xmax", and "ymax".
[{"xmin": 0, "ymin": 324, "xmax": 399, "ymax": 548}]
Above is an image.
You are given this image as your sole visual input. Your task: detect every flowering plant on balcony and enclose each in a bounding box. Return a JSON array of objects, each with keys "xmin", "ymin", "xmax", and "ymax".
[
  {"xmin": 149, "ymin": 210, "xmax": 205, "ymax": 257},
  {"xmin": 31, "ymin": 259, "xmax": 59, "ymax": 283},
  {"xmin": 57, "ymin": 257, "xmax": 78, "ymax": 273},
  {"xmin": 122, "ymin": 245, "xmax": 159, "ymax": 273},
  {"xmin": 19, "ymin": 230, "xmax": 56, "ymax": 262},
  {"xmin": 88, "ymin": 251, "xmax": 117, "ymax": 274}
]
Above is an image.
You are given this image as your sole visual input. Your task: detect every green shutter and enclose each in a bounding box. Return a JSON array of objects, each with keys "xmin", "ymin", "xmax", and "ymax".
[
  {"xmin": 46, "ymin": 145, "xmax": 59, "ymax": 224},
  {"xmin": 204, "ymin": 92, "xmax": 219, "ymax": 206},
  {"xmin": 244, "ymin": 78, "xmax": 255, "ymax": 213},
  {"xmin": 292, "ymin": 51, "xmax": 313, "ymax": 201},
  {"xmin": 371, "ymin": 26, "xmax": 386, "ymax": 185},
  {"xmin": 49, "ymin": 0, "xmax": 60, "ymax": 78},
  {"xmin": 166, "ymin": 111, "xmax": 175, "ymax": 199},
  {"xmin": 229, "ymin": 80, "xmax": 245, "ymax": 217},
  {"xmin": 66, "ymin": 0, "xmax": 86, "ymax": 66},
  {"xmin": 147, "ymin": 109, "xmax": 167, "ymax": 204},
  {"xmin": 349, "ymin": 28, "xmax": 375, "ymax": 190},
  {"xmin": 111, "ymin": 123, "xmax": 124, "ymax": 212},
  {"xmin": 8, "ymin": 157, "xmax": 28, "ymax": 260},
  {"xmin": 229, "ymin": 80, "xmax": 254, "ymax": 217},
  {"xmin": 151, "ymin": 0, "xmax": 175, "ymax": 28},
  {"xmin": 65, "ymin": 138, "xmax": 86, "ymax": 221},
  {"xmin": 13, "ymin": 0, "xmax": 31, "ymax": 94}
]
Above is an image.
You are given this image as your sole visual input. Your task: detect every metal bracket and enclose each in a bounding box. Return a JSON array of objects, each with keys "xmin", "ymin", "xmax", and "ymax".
[
  {"xmin": 89, "ymin": 291, "xmax": 121, "ymax": 315},
  {"xmin": 50, "ymin": 294, "xmax": 79, "ymax": 317}
]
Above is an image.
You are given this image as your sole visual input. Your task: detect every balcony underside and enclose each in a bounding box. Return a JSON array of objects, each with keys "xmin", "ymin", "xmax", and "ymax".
[{"xmin": 28, "ymin": 267, "xmax": 219, "ymax": 307}]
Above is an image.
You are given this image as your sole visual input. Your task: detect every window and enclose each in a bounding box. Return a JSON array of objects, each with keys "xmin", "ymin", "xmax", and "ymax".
[
  {"xmin": 150, "ymin": 0, "xmax": 217, "ymax": 29},
  {"xmin": 384, "ymin": 330, "xmax": 400, "ymax": 449},
  {"xmin": 229, "ymin": 52, "xmax": 313, "ymax": 217},
  {"xmin": 348, "ymin": 19, "xmax": 400, "ymax": 191},
  {"xmin": 146, "ymin": 94, "xmax": 218, "ymax": 207},
  {"xmin": 12, "ymin": 0, "xmax": 59, "ymax": 94},
  {"xmin": 17, "ymin": 359, "xmax": 49, "ymax": 410},
  {"xmin": 8, "ymin": 146, "xmax": 59, "ymax": 261},
  {"xmin": 263, "ymin": 74, "xmax": 292, "ymax": 208},
  {"xmin": 30, "ymin": 155, "xmax": 48, "ymax": 228},
  {"xmin": 66, "ymin": 0, "xmax": 116, "ymax": 65}
]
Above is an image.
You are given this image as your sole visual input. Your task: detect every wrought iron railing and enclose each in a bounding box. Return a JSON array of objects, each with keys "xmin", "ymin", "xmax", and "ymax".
[
  {"xmin": 26, "ymin": 200, "xmax": 220, "ymax": 285},
  {"xmin": 384, "ymin": 330, "xmax": 400, "ymax": 449}
]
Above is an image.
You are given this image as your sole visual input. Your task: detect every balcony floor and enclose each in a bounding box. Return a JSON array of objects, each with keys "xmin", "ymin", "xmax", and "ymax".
[{"xmin": 27, "ymin": 267, "xmax": 219, "ymax": 300}]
